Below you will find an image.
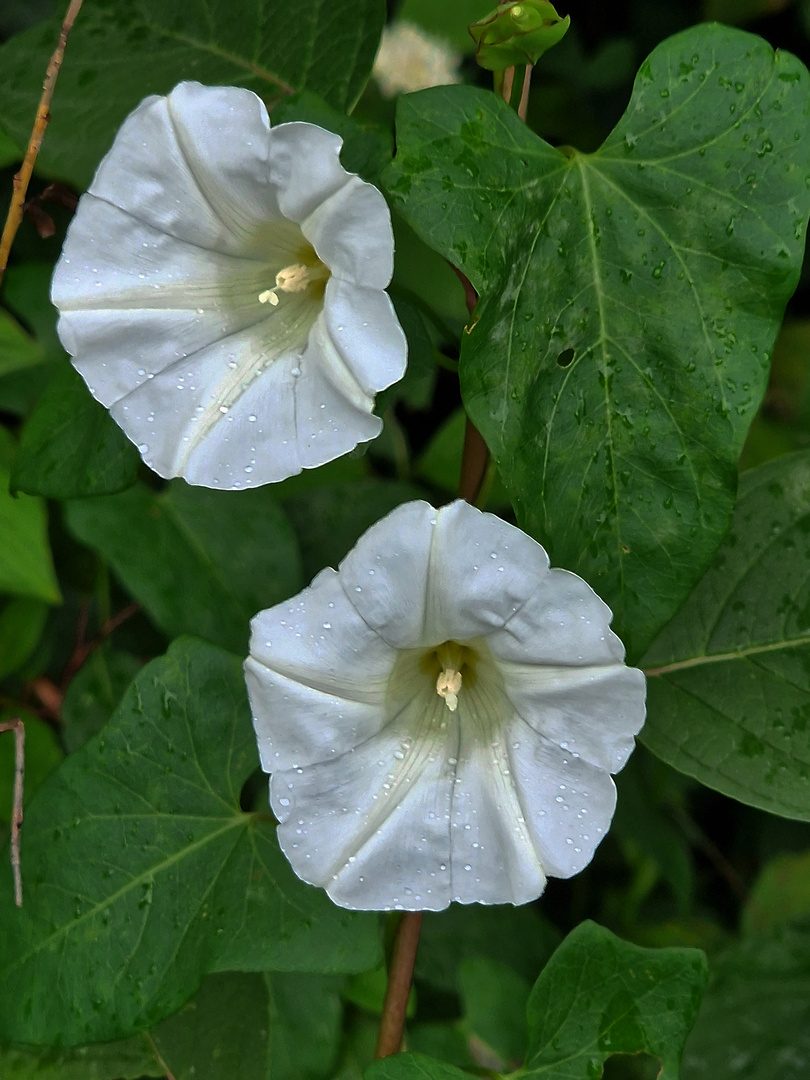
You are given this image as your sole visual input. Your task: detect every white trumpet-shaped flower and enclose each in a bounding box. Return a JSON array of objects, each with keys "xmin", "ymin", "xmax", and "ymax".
[
  {"xmin": 245, "ymin": 500, "xmax": 646, "ymax": 911},
  {"xmin": 51, "ymin": 82, "xmax": 406, "ymax": 488}
]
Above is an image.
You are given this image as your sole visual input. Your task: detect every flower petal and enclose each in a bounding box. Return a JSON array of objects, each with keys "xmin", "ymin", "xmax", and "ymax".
[
  {"xmin": 266, "ymin": 122, "xmax": 349, "ymax": 222},
  {"xmin": 293, "ymin": 317, "xmax": 383, "ymax": 470},
  {"xmin": 338, "ymin": 501, "xmax": 436, "ymax": 648},
  {"xmin": 507, "ymin": 721, "xmax": 619, "ymax": 878},
  {"xmin": 488, "ymin": 566, "xmax": 626, "ymax": 666},
  {"xmin": 500, "ymin": 661, "xmax": 647, "ymax": 772},
  {"xmin": 271, "ymin": 684, "xmax": 457, "ymax": 911},
  {"xmin": 424, "ymin": 500, "xmax": 552, "ymax": 642},
  {"xmin": 51, "ymin": 198, "xmax": 286, "ymax": 316},
  {"xmin": 303, "ymin": 176, "xmax": 395, "ymax": 288},
  {"xmin": 109, "ymin": 324, "xmax": 304, "ymax": 485},
  {"xmin": 246, "ymin": 568, "xmax": 397, "ymax": 771},
  {"xmin": 87, "ymin": 83, "xmax": 282, "ymax": 253},
  {"xmin": 323, "ymin": 278, "xmax": 407, "ymax": 397}
]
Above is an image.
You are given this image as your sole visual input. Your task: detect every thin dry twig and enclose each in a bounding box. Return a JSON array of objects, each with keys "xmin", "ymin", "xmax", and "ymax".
[
  {"xmin": 374, "ymin": 912, "xmax": 423, "ymax": 1058},
  {"xmin": 0, "ymin": 0, "xmax": 85, "ymax": 286},
  {"xmin": 0, "ymin": 718, "xmax": 25, "ymax": 906},
  {"xmin": 61, "ymin": 601, "xmax": 140, "ymax": 689}
]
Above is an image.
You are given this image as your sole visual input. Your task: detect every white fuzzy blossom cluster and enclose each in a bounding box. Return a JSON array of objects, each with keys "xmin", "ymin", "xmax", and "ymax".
[
  {"xmin": 53, "ymin": 80, "xmax": 646, "ymax": 913},
  {"xmin": 373, "ymin": 21, "xmax": 462, "ymax": 98}
]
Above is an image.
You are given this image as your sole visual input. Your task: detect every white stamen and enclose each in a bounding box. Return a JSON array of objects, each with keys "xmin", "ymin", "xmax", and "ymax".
[
  {"xmin": 436, "ymin": 668, "xmax": 462, "ymax": 711},
  {"xmin": 258, "ymin": 261, "xmax": 329, "ymax": 306}
]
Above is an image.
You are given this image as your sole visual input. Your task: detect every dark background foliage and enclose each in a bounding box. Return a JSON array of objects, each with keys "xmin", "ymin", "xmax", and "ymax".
[{"xmin": 1, "ymin": 0, "xmax": 810, "ymax": 1078}]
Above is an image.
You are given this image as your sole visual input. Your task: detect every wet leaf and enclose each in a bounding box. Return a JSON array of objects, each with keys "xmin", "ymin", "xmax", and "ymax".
[
  {"xmin": 642, "ymin": 451, "xmax": 810, "ymax": 819},
  {"xmin": 386, "ymin": 24, "xmax": 810, "ymax": 657}
]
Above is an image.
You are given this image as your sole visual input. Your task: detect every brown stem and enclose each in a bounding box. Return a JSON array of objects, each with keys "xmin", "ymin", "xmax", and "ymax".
[
  {"xmin": 61, "ymin": 600, "xmax": 140, "ymax": 690},
  {"xmin": 458, "ymin": 420, "xmax": 489, "ymax": 504},
  {"xmin": 0, "ymin": 718, "xmax": 25, "ymax": 906},
  {"xmin": 374, "ymin": 911, "xmax": 423, "ymax": 1058},
  {"xmin": 450, "ymin": 266, "xmax": 490, "ymax": 503},
  {"xmin": 517, "ymin": 64, "xmax": 534, "ymax": 121},
  {"xmin": 0, "ymin": 0, "xmax": 85, "ymax": 286}
]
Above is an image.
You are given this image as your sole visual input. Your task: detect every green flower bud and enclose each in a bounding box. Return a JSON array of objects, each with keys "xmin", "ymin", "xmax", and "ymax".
[{"xmin": 469, "ymin": 1, "xmax": 570, "ymax": 71}]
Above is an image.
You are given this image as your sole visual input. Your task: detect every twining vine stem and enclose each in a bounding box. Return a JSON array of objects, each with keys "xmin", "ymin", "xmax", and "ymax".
[
  {"xmin": 0, "ymin": 718, "xmax": 25, "ymax": 906},
  {"xmin": 374, "ymin": 912, "xmax": 424, "ymax": 1058},
  {"xmin": 0, "ymin": 0, "xmax": 84, "ymax": 286},
  {"xmin": 374, "ymin": 36, "xmax": 538, "ymax": 1064}
]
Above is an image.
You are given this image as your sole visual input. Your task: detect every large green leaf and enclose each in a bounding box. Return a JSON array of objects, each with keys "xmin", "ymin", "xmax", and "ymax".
[
  {"xmin": 0, "ymin": 638, "xmax": 381, "ymax": 1046},
  {"xmin": 0, "ymin": 970, "xmax": 344, "ymax": 1080},
  {"xmin": 150, "ymin": 971, "xmax": 343, "ymax": 1080},
  {"xmin": 385, "ymin": 24, "xmax": 810, "ymax": 658},
  {"xmin": 641, "ymin": 451, "xmax": 810, "ymax": 819},
  {"xmin": 12, "ymin": 364, "xmax": 140, "ymax": 499},
  {"xmin": 0, "ymin": 0, "xmax": 385, "ymax": 189},
  {"xmin": 369, "ymin": 922, "xmax": 707, "ymax": 1080},
  {"xmin": 0, "ymin": 429, "xmax": 60, "ymax": 603},
  {"xmin": 682, "ymin": 922, "xmax": 810, "ymax": 1080},
  {"xmin": 65, "ymin": 480, "xmax": 303, "ymax": 653},
  {"xmin": 0, "ymin": 310, "xmax": 43, "ymax": 377}
]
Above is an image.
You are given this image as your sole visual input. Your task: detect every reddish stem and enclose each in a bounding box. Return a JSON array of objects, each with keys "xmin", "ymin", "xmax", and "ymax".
[
  {"xmin": 374, "ymin": 912, "xmax": 424, "ymax": 1058},
  {"xmin": 0, "ymin": 718, "xmax": 25, "ymax": 906}
]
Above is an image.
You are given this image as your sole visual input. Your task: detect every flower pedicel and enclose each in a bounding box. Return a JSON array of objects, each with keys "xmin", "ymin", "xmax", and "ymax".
[
  {"xmin": 51, "ymin": 82, "xmax": 406, "ymax": 489},
  {"xmin": 246, "ymin": 499, "xmax": 646, "ymax": 911}
]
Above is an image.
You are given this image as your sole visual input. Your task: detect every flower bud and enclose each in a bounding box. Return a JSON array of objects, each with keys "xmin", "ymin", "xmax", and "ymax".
[{"xmin": 469, "ymin": 0, "xmax": 570, "ymax": 71}]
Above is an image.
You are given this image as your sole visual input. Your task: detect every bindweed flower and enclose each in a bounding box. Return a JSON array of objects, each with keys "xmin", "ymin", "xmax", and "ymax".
[
  {"xmin": 245, "ymin": 500, "xmax": 646, "ymax": 911},
  {"xmin": 51, "ymin": 82, "xmax": 406, "ymax": 488},
  {"xmin": 373, "ymin": 22, "xmax": 462, "ymax": 98}
]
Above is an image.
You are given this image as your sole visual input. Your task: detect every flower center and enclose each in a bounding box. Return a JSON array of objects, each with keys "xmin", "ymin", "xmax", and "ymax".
[
  {"xmin": 434, "ymin": 641, "xmax": 466, "ymax": 711},
  {"xmin": 258, "ymin": 245, "xmax": 330, "ymax": 307}
]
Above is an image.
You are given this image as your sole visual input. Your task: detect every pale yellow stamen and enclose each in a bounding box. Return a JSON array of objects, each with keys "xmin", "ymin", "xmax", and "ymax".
[
  {"xmin": 436, "ymin": 668, "xmax": 462, "ymax": 711},
  {"xmin": 258, "ymin": 261, "xmax": 328, "ymax": 306},
  {"xmin": 435, "ymin": 641, "xmax": 465, "ymax": 711}
]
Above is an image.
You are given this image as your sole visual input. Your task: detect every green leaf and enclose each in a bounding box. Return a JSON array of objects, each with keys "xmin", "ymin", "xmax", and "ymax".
[
  {"xmin": 415, "ymin": 903, "xmax": 559, "ymax": 994},
  {"xmin": 151, "ymin": 971, "xmax": 344, "ymax": 1080},
  {"xmin": 0, "ymin": 711, "xmax": 62, "ymax": 827},
  {"xmin": 0, "ymin": 123, "xmax": 21, "ymax": 169},
  {"xmin": 370, "ymin": 924, "xmax": 707, "ymax": 1080},
  {"xmin": 0, "ymin": 428, "xmax": 60, "ymax": 603},
  {"xmin": 282, "ymin": 479, "xmax": 426, "ymax": 580},
  {"xmin": 60, "ymin": 647, "xmax": 143, "ymax": 752},
  {"xmin": 12, "ymin": 364, "xmax": 140, "ymax": 499},
  {"xmin": 385, "ymin": 24, "xmax": 810, "ymax": 658},
  {"xmin": 65, "ymin": 481, "xmax": 303, "ymax": 653},
  {"xmin": 682, "ymin": 922, "xmax": 810, "ymax": 1080},
  {"xmin": 0, "ymin": 1036, "xmax": 160, "ymax": 1080},
  {"xmin": 397, "ymin": 0, "xmax": 495, "ymax": 54},
  {"xmin": 0, "ymin": 598, "xmax": 49, "ymax": 679},
  {"xmin": 0, "ymin": 970, "xmax": 344, "ymax": 1079},
  {"xmin": 0, "ymin": 310, "xmax": 43, "ymax": 377},
  {"xmin": 0, "ymin": 638, "xmax": 381, "ymax": 1046},
  {"xmin": 0, "ymin": 0, "xmax": 385, "ymax": 189},
  {"xmin": 641, "ymin": 450, "xmax": 810, "ymax": 819},
  {"xmin": 520, "ymin": 921, "xmax": 707, "ymax": 1079},
  {"xmin": 743, "ymin": 851, "xmax": 810, "ymax": 935},
  {"xmin": 458, "ymin": 956, "xmax": 530, "ymax": 1065}
]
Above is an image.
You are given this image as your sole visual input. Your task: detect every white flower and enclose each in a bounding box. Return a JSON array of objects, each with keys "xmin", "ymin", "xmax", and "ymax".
[
  {"xmin": 51, "ymin": 82, "xmax": 406, "ymax": 489},
  {"xmin": 245, "ymin": 499, "xmax": 646, "ymax": 911},
  {"xmin": 373, "ymin": 22, "xmax": 462, "ymax": 98}
]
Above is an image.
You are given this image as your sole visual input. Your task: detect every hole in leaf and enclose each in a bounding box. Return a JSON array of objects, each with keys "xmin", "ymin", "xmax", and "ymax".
[
  {"xmin": 602, "ymin": 1052, "xmax": 661, "ymax": 1080},
  {"xmin": 557, "ymin": 348, "xmax": 575, "ymax": 367}
]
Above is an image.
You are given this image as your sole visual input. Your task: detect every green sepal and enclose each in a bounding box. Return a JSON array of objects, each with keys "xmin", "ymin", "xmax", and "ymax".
[{"xmin": 469, "ymin": 0, "xmax": 570, "ymax": 70}]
